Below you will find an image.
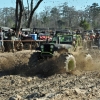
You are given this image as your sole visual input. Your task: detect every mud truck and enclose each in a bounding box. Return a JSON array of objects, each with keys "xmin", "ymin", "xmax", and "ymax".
[
  {"xmin": 36, "ymin": 33, "xmax": 77, "ymax": 72},
  {"xmin": 34, "ymin": 30, "xmax": 92, "ymax": 73}
]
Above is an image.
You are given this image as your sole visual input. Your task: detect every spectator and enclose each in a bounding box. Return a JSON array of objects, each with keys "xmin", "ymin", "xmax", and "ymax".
[
  {"xmin": 0, "ymin": 27, "xmax": 4, "ymax": 51},
  {"xmin": 76, "ymin": 29, "xmax": 81, "ymax": 35}
]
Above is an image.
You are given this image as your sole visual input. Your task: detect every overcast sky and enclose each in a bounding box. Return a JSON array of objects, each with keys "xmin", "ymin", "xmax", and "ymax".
[{"xmin": 0, "ymin": 0, "xmax": 100, "ymax": 13}]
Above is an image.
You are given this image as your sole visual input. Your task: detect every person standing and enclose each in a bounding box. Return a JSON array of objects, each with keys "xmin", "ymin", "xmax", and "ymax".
[
  {"xmin": 6, "ymin": 29, "xmax": 14, "ymax": 52},
  {"xmin": 0, "ymin": 27, "xmax": 4, "ymax": 52}
]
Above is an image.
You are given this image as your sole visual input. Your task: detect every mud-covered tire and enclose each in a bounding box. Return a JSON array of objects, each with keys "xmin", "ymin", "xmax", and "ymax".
[{"xmin": 64, "ymin": 54, "xmax": 76, "ymax": 72}]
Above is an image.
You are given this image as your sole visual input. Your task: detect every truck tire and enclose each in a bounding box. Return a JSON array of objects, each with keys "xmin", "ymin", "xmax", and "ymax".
[{"xmin": 64, "ymin": 54, "xmax": 76, "ymax": 71}]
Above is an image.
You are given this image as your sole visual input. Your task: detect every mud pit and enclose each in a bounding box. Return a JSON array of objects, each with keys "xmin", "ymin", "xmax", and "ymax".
[
  {"xmin": 0, "ymin": 51, "xmax": 72, "ymax": 76},
  {"xmin": 0, "ymin": 49, "xmax": 100, "ymax": 100},
  {"xmin": 0, "ymin": 49, "xmax": 99, "ymax": 76}
]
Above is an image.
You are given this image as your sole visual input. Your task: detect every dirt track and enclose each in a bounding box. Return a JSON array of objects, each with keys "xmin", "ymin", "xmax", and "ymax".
[{"xmin": 0, "ymin": 49, "xmax": 100, "ymax": 100}]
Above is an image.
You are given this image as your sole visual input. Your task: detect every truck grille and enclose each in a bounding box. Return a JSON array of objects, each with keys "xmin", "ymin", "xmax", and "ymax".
[{"xmin": 43, "ymin": 44, "xmax": 50, "ymax": 52}]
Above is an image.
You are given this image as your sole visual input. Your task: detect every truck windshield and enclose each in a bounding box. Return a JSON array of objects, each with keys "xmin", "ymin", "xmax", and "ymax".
[
  {"xmin": 59, "ymin": 36, "xmax": 72, "ymax": 42},
  {"xmin": 52, "ymin": 35, "xmax": 72, "ymax": 43}
]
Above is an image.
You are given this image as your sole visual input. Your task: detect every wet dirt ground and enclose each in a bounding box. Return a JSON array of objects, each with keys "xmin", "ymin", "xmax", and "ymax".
[{"xmin": 0, "ymin": 49, "xmax": 100, "ymax": 100}]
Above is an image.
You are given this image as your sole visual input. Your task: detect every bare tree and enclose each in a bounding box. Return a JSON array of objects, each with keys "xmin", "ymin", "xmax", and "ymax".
[
  {"xmin": 2, "ymin": 1, "xmax": 100, "ymax": 31},
  {"xmin": 27, "ymin": 0, "xmax": 43, "ymax": 28},
  {"xmin": 15, "ymin": 0, "xmax": 24, "ymax": 35},
  {"xmin": 15, "ymin": 0, "xmax": 43, "ymax": 35}
]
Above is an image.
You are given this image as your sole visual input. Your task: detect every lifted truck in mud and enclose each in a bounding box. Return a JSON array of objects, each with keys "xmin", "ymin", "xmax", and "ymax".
[
  {"xmin": 36, "ymin": 34, "xmax": 77, "ymax": 71},
  {"xmin": 35, "ymin": 29, "xmax": 93, "ymax": 72}
]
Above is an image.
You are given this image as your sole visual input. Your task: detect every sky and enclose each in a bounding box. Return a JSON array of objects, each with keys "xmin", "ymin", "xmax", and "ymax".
[{"xmin": 0, "ymin": 0, "xmax": 100, "ymax": 13}]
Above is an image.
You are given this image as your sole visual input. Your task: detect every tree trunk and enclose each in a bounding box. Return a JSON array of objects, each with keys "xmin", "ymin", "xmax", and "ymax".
[
  {"xmin": 15, "ymin": 0, "xmax": 19, "ymax": 34},
  {"xmin": 15, "ymin": 0, "xmax": 24, "ymax": 37},
  {"xmin": 15, "ymin": 0, "xmax": 43, "ymax": 31},
  {"xmin": 27, "ymin": 0, "xmax": 43, "ymax": 28}
]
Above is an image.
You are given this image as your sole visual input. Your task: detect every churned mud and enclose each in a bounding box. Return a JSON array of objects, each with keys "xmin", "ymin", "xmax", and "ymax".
[{"xmin": 0, "ymin": 49, "xmax": 100, "ymax": 100}]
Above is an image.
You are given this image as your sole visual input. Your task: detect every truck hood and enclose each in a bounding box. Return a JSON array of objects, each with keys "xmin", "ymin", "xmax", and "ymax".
[{"xmin": 54, "ymin": 44, "xmax": 73, "ymax": 49}]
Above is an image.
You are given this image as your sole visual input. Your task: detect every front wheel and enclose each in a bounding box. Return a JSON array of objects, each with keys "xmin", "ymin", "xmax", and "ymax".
[{"xmin": 64, "ymin": 54, "xmax": 76, "ymax": 72}]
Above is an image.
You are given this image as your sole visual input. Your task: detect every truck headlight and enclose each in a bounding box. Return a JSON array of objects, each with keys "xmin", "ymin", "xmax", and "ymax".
[
  {"xmin": 50, "ymin": 45, "xmax": 54, "ymax": 48},
  {"xmin": 41, "ymin": 45, "xmax": 44, "ymax": 48}
]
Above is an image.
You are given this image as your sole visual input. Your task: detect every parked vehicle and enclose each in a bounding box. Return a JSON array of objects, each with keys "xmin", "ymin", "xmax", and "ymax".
[{"xmin": 21, "ymin": 28, "xmax": 38, "ymax": 50}]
